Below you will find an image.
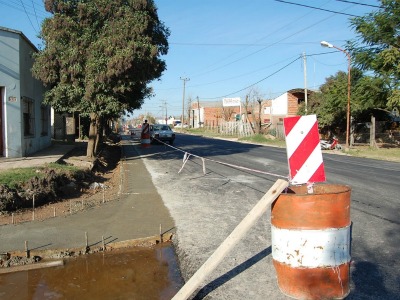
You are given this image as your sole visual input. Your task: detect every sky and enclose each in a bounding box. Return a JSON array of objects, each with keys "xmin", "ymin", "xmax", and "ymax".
[{"xmin": 0, "ymin": 0, "xmax": 381, "ymax": 118}]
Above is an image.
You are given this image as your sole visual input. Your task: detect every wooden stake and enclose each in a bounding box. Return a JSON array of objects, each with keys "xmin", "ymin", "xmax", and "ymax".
[
  {"xmin": 32, "ymin": 195, "xmax": 35, "ymax": 221},
  {"xmin": 25, "ymin": 241, "xmax": 29, "ymax": 258},
  {"xmin": 11, "ymin": 213, "xmax": 14, "ymax": 225},
  {"xmin": 102, "ymin": 235, "xmax": 105, "ymax": 251},
  {"xmin": 53, "ymin": 207, "xmax": 56, "ymax": 217},
  {"xmin": 160, "ymin": 224, "xmax": 163, "ymax": 243},
  {"xmin": 85, "ymin": 232, "xmax": 88, "ymax": 248},
  {"xmin": 103, "ymin": 187, "xmax": 105, "ymax": 203},
  {"xmin": 171, "ymin": 179, "xmax": 288, "ymax": 300}
]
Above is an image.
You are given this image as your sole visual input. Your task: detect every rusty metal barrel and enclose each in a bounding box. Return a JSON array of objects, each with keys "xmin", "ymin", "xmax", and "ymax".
[
  {"xmin": 141, "ymin": 132, "xmax": 150, "ymax": 148},
  {"xmin": 271, "ymin": 184, "xmax": 351, "ymax": 300},
  {"xmin": 141, "ymin": 122, "xmax": 151, "ymax": 148}
]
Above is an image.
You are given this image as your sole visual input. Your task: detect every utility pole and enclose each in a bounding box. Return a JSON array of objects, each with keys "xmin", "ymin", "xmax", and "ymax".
[
  {"xmin": 161, "ymin": 100, "xmax": 168, "ymax": 124},
  {"xmin": 180, "ymin": 77, "xmax": 190, "ymax": 131},
  {"xmin": 303, "ymin": 52, "xmax": 308, "ymax": 114}
]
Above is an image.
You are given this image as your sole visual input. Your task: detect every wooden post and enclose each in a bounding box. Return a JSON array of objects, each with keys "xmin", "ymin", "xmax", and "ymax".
[
  {"xmin": 102, "ymin": 235, "xmax": 105, "ymax": 251},
  {"xmin": 85, "ymin": 232, "xmax": 88, "ymax": 248},
  {"xmin": 160, "ymin": 224, "xmax": 163, "ymax": 243},
  {"xmin": 11, "ymin": 213, "xmax": 14, "ymax": 225},
  {"xmin": 370, "ymin": 115, "xmax": 378, "ymax": 149},
  {"xmin": 32, "ymin": 195, "xmax": 35, "ymax": 221},
  {"xmin": 25, "ymin": 241, "xmax": 29, "ymax": 258},
  {"xmin": 172, "ymin": 179, "xmax": 288, "ymax": 300},
  {"xmin": 53, "ymin": 207, "xmax": 56, "ymax": 217}
]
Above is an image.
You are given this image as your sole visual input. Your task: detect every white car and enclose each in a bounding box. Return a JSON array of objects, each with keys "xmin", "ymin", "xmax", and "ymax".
[
  {"xmin": 174, "ymin": 123, "xmax": 188, "ymax": 128},
  {"xmin": 149, "ymin": 124, "xmax": 175, "ymax": 145}
]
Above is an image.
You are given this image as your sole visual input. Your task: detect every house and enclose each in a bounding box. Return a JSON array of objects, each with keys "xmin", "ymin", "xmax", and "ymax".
[
  {"xmin": 263, "ymin": 88, "xmax": 313, "ymax": 127},
  {"xmin": 0, "ymin": 26, "xmax": 51, "ymax": 158},
  {"xmin": 189, "ymin": 89, "xmax": 314, "ymax": 130},
  {"xmin": 190, "ymin": 100, "xmax": 242, "ymax": 128}
]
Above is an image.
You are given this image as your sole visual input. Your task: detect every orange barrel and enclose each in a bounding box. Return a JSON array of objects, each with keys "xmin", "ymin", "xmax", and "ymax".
[
  {"xmin": 141, "ymin": 122, "xmax": 151, "ymax": 148},
  {"xmin": 271, "ymin": 184, "xmax": 351, "ymax": 300},
  {"xmin": 141, "ymin": 132, "xmax": 150, "ymax": 148}
]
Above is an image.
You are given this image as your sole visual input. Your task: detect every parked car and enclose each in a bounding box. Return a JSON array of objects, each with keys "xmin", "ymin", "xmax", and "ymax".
[
  {"xmin": 149, "ymin": 124, "xmax": 175, "ymax": 145},
  {"xmin": 174, "ymin": 123, "xmax": 189, "ymax": 128}
]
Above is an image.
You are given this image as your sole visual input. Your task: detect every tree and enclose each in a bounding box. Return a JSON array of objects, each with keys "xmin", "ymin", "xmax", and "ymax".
[
  {"xmin": 222, "ymin": 106, "xmax": 235, "ymax": 121},
  {"xmin": 244, "ymin": 87, "xmax": 264, "ymax": 134},
  {"xmin": 302, "ymin": 69, "xmax": 388, "ymax": 133},
  {"xmin": 348, "ymin": 0, "xmax": 400, "ymax": 109},
  {"xmin": 32, "ymin": 0, "xmax": 169, "ymax": 157}
]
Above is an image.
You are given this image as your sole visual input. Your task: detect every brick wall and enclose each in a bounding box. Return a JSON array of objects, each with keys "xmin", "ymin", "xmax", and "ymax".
[{"xmin": 287, "ymin": 93, "xmax": 299, "ymax": 116}]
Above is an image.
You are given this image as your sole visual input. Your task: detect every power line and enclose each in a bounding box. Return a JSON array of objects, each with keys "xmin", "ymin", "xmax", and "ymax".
[
  {"xmin": 188, "ymin": 4, "xmax": 349, "ymax": 81},
  {"xmin": 19, "ymin": 0, "xmax": 38, "ymax": 33},
  {"xmin": 1, "ymin": 0, "xmax": 49, "ymax": 19},
  {"xmin": 170, "ymin": 41, "xmax": 331, "ymax": 47},
  {"xmin": 196, "ymin": 51, "xmax": 338, "ymax": 100},
  {"xmin": 335, "ymin": 0, "xmax": 383, "ymax": 9},
  {"xmin": 203, "ymin": 56, "xmax": 302, "ymax": 100},
  {"xmin": 188, "ymin": 1, "xmax": 336, "ymax": 80},
  {"xmin": 274, "ymin": 0, "xmax": 359, "ymax": 17},
  {"xmin": 189, "ymin": 55, "xmax": 302, "ymax": 89},
  {"xmin": 31, "ymin": 0, "xmax": 41, "ymax": 30}
]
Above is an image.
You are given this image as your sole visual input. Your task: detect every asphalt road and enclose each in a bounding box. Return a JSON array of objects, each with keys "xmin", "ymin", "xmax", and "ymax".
[{"xmin": 137, "ymin": 132, "xmax": 400, "ymax": 300}]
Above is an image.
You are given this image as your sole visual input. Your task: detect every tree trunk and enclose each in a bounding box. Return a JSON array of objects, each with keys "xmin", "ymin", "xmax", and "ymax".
[
  {"xmin": 94, "ymin": 116, "xmax": 103, "ymax": 154},
  {"xmin": 86, "ymin": 113, "xmax": 97, "ymax": 158},
  {"xmin": 256, "ymin": 100, "xmax": 262, "ymax": 134}
]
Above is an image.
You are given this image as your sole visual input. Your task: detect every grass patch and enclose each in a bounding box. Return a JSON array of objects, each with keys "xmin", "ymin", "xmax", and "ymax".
[
  {"xmin": 347, "ymin": 146, "xmax": 400, "ymax": 162},
  {"xmin": 0, "ymin": 163, "xmax": 80, "ymax": 189},
  {"xmin": 239, "ymin": 134, "xmax": 286, "ymax": 147},
  {"xmin": 186, "ymin": 128, "xmax": 287, "ymax": 144}
]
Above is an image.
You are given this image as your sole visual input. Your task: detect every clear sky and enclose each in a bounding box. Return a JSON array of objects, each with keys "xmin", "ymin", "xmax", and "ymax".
[{"xmin": 1, "ymin": 0, "xmax": 380, "ymax": 118}]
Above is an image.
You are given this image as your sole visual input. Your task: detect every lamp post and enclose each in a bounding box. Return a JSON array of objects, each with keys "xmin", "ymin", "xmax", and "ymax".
[{"xmin": 320, "ymin": 41, "xmax": 351, "ymax": 150}]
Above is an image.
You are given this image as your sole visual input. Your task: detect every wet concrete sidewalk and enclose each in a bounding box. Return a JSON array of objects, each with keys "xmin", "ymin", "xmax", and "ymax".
[
  {"xmin": 0, "ymin": 139, "xmax": 175, "ymax": 253},
  {"xmin": 0, "ymin": 143, "xmax": 76, "ymax": 171}
]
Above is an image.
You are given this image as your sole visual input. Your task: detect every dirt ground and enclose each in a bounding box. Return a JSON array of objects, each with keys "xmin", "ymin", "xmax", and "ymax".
[{"xmin": 0, "ymin": 143, "xmax": 122, "ymax": 226}]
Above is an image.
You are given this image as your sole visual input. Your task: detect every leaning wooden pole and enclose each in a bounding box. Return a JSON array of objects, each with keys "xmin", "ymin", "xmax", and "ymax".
[{"xmin": 172, "ymin": 179, "xmax": 288, "ymax": 300}]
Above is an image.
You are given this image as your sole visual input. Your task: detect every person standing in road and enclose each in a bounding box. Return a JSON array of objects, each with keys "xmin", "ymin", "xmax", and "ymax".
[{"xmin": 141, "ymin": 120, "xmax": 149, "ymax": 135}]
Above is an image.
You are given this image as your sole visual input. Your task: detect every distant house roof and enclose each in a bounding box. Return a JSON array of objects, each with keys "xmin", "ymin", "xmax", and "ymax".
[
  {"xmin": 0, "ymin": 26, "xmax": 38, "ymax": 52},
  {"xmin": 272, "ymin": 88, "xmax": 318, "ymax": 99}
]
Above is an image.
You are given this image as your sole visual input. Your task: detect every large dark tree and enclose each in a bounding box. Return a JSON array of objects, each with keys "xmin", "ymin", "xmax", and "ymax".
[
  {"xmin": 299, "ymin": 69, "xmax": 388, "ymax": 133},
  {"xmin": 348, "ymin": 0, "xmax": 400, "ymax": 109},
  {"xmin": 32, "ymin": 0, "xmax": 169, "ymax": 157}
]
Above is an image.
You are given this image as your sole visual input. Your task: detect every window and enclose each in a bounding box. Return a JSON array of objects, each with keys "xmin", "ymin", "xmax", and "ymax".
[
  {"xmin": 41, "ymin": 105, "xmax": 49, "ymax": 136},
  {"xmin": 23, "ymin": 97, "xmax": 35, "ymax": 136}
]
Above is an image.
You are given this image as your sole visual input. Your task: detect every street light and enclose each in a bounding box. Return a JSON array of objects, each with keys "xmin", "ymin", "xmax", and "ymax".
[{"xmin": 320, "ymin": 41, "xmax": 351, "ymax": 150}]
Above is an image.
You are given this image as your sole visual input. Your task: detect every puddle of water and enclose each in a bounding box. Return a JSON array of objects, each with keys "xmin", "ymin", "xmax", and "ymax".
[{"xmin": 0, "ymin": 243, "xmax": 183, "ymax": 300}]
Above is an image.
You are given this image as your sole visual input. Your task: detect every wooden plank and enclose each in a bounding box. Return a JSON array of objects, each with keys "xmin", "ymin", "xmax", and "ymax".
[
  {"xmin": 0, "ymin": 260, "xmax": 64, "ymax": 274},
  {"xmin": 172, "ymin": 179, "xmax": 288, "ymax": 300}
]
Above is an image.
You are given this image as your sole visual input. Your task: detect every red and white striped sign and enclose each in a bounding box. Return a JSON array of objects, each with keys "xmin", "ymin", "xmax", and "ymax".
[{"xmin": 283, "ymin": 115, "xmax": 325, "ymax": 184}]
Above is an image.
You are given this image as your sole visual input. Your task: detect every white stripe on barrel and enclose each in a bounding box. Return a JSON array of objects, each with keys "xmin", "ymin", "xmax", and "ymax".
[{"xmin": 272, "ymin": 226, "xmax": 351, "ymax": 268}]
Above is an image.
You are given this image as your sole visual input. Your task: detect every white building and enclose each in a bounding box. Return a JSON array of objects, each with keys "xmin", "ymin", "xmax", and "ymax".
[{"xmin": 0, "ymin": 26, "xmax": 51, "ymax": 158}]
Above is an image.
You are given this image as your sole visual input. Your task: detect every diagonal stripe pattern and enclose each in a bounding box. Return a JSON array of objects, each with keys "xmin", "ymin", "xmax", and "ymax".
[{"xmin": 284, "ymin": 115, "xmax": 326, "ymax": 184}]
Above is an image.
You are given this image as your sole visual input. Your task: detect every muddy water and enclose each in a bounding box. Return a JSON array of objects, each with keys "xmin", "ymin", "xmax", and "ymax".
[{"xmin": 0, "ymin": 244, "xmax": 183, "ymax": 300}]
